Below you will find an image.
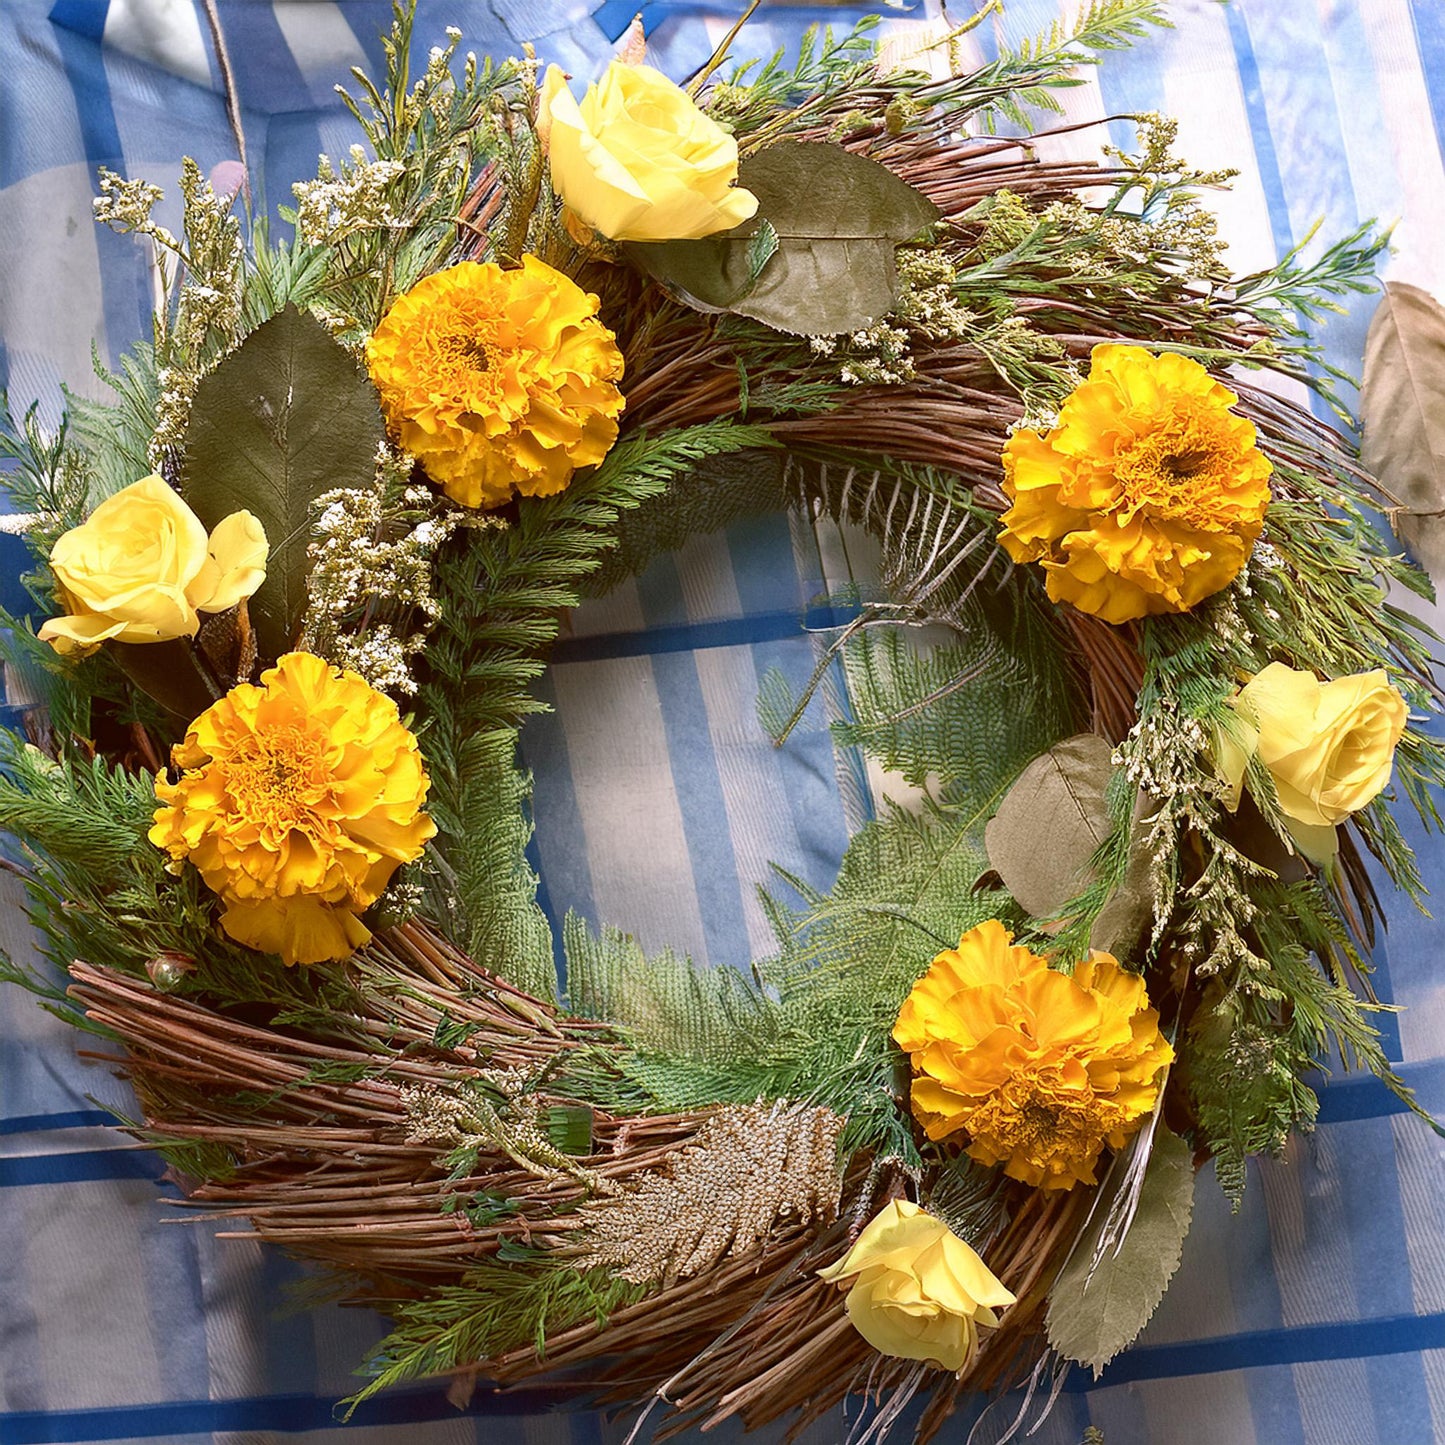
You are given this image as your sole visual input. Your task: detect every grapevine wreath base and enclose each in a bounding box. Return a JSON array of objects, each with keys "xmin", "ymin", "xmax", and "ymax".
[
  {"xmin": 70, "ymin": 927, "xmax": 1068, "ymax": 1440},
  {"xmin": 1, "ymin": 5, "xmax": 1440, "ymax": 1444}
]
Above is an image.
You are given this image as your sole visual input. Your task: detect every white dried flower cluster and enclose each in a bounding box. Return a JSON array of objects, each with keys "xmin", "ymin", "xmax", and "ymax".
[
  {"xmin": 838, "ymin": 321, "xmax": 914, "ymax": 386},
  {"xmin": 1010, "ymin": 407, "xmax": 1060, "ymax": 436},
  {"xmin": 1209, "ymin": 590, "xmax": 1255, "ymax": 650},
  {"xmin": 1115, "ymin": 700, "xmax": 1209, "ymax": 803},
  {"xmin": 300, "ymin": 451, "xmax": 461, "ymax": 695},
  {"xmin": 150, "ymin": 366, "xmax": 195, "ymax": 461},
  {"xmin": 293, "ymin": 147, "xmax": 407, "ymax": 246},
  {"xmin": 133, "ymin": 160, "xmax": 246, "ymax": 461},
  {"xmin": 895, "ymin": 249, "xmax": 977, "ymax": 340},
  {"xmin": 93, "ymin": 169, "xmax": 175, "ymax": 247}
]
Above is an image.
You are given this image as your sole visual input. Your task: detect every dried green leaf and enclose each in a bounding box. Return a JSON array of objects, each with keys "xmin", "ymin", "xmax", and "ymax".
[
  {"xmin": 1360, "ymin": 281, "xmax": 1445, "ymax": 577},
  {"xmin": 1045, "ymin": 1124, "xmax": 1195, "ymax": 1375},
  {"xmin": 627, "ymin": 141, "xmax": 940, "ymax": 335},
  {"xmin": 180, "ymin": 304, "xmax": 385, "ymax": 662},
  {"xmin": 984, "ymin": 733, "xmax": 1112, "ymax": 918}
]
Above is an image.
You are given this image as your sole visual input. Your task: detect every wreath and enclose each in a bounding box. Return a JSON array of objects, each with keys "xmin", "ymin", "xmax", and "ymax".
[{"xmin": 1, "ymin": 4, "xmax": 1439, "ymax": 1441}]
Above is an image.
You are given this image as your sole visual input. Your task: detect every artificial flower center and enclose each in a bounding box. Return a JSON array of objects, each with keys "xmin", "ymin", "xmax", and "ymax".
[
  {"xmin": 1113, "ymin": 427, "xmax": 1231, "ymax": 528},
  {"xmin": 441, "ymin": 332, "xmax": 496, "ymax": 375},
  {"xmin": 967, "ymin": 1076, "xmax": 1116, "ymax": 1173},
  {"xmin": 225, "ymin": 727, "xmax": 325, "ymax": 827}
]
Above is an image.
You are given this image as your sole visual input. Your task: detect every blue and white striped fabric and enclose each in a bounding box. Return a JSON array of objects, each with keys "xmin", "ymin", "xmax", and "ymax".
[{"xmin": 3, "ymin": 3, "xmax": 1445, "ymax": 1443}]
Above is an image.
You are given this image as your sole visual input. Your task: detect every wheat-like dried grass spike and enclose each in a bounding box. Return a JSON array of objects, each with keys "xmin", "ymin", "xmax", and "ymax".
[{"xmin": 573, "ymin": 1101, "xmax": 845, "ymax": 1285}]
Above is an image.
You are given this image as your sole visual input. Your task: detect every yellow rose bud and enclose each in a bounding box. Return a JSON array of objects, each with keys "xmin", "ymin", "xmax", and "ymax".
[
  {"xmin": 191, "ymin": 509, "xmax": 270, "ymax": 613},
  {"xmin": 817, "ymin": 1200, "xmax": 1015, "ymax": 1373},
  {"xmin": 1216, "ymin": 662, "xmax": 1408, "ymax": 861},
  {"xmin": 540, "ymin": 62, "xmax": 759, "ymax": 243},
  {"xmin": 37, "ymin": 476, "xmax": 269, "ymax": 656}
]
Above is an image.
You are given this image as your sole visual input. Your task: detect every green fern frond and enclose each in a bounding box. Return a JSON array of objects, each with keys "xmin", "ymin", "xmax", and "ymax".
[{"xmin": 564, "ymin": 914, "xmax": 780, "ymax": 1064}]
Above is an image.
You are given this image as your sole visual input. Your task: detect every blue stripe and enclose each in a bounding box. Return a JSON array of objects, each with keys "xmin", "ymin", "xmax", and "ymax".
[
  {"xmin": 49, "ymin": 12, "xmax": 151, "ymax": 358},
  {"xmin": 1314, "ymin": 1061, "xmax": 1445, "ymax": 1124},
  {"xmin": 0, "ymin": 1110, "xmax": 116, "ymax": 1136},
  {"xmin": 636, "ymin": 555, "xmax": 750, "ymax": 965},
  {"xmin": 525, "ymin": 832, "xmax": 568, "ymax": 988},
  {"xmin": 0, "ymin": 1150, "xmax": 163, "ymax": 1187},
  {"xmin": 1224, "ymin": 4, "xmax": 1295, "ymax": 263},
  {"xmin": 1409, "ymin": 0, "xmax": 1445, "ymax": 167},
  {"xmin": 519, "ymin": 668, "xmax": 600, "ymax": 953},
  {"xmin": 551, "ymin": 604, "xmax": 859, "ymax": 664},
  {"xmin": 1074, "ymin": 1311, "xmax": 1445, "ymax": 1390},
  {"xmin": 0, "ymin": 1384, "xmax": 582, "ymax": 1444}
]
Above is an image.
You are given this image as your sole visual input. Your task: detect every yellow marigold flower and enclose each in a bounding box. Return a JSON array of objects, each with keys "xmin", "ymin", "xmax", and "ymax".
[
  {"xmin": 149, "ymin": 651, "xmax": 436, "ymax": 967},
  {"xmin": 818, "ymin": 1199, "xmax": 1015, "ymax": 1373},
  {"xmin": 999, "ymin": 345, "xmax": 1272, "ymax": 624},
  {"xmin": 365, "ymin": 256, "xmax": 625, "ymax": 510},
  {"xmin": 892, "ymin": 921, "xmax": 1172, "ymax": 1190}
]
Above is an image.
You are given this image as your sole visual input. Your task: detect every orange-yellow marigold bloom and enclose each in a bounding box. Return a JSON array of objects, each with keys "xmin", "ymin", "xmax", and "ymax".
[
  {"xmin": 892, "ymin": 920, "xmax": 1172, "ymax": 1190},
  {"xmin": 149, "ymin": 651, "xmax": 436, "ymax": 967},
  {"xmin": 999, "ymin": 345, "xmax": 1272, "ymax": 624},
  {"xmin": 365, "ymin": 255, "xmax": 625, "ymax": 510}
]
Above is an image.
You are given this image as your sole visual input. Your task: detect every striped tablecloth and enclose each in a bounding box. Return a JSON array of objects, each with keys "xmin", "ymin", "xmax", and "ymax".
[{"xmin": 2, "ymin": 3, "xmax": 1445, "ymax": 1442}]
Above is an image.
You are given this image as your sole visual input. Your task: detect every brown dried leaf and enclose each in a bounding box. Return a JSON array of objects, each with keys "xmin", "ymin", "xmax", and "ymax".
[
  {"xmin": 1360, "ymin": 281, "xmax": 1445, "ymax": 578},
  {"xmin": 984, "ymin": 734, "xmax": 1113, "ymax": 919}
]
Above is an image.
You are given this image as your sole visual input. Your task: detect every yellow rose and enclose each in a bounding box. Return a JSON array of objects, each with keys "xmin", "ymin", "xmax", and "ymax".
[
  {"xmin": 37, "ymin": 476, "xmax": 268, "ymax": 656},
  {"xmin": 817, "ymin": 1200, "xmax": 1015, "ymax": 1372},
  {"xmin": 540, "ymin": 62, "xmax": 758, "ymax": 242},
  {"xmin": 1216, "ymin": 662, "xmax": 1407, "ymax": 860}
]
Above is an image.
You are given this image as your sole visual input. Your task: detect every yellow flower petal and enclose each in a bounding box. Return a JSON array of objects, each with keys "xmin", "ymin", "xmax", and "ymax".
[
  {"xmin": 191, "ymin": 509, "xmax": 269, "ymax": 613},
  {"xmin": 1224, "ymin": 661, "xmax": 1406, "ymax": 830},
  {"xmin": 41, "ymin": 474, "xmax": 221, "ymax": 651},
  {"xmin": 543, "ymin": 61, "xmax": 758, "ymax": 242},
  {"xmin": 819, "ymin": 1201, "xmax": 1013, "ymax": 1373}
]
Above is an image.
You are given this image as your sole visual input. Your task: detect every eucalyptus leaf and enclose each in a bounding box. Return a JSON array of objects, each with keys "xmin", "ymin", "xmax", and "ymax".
[
  {"xmin": 984, "ymin": 733, "xmax": 1112, "ymax": 918},
  {"xmin": 627, "ymin": 141, "xmax": 940, "ymax": 336},
  {"xmin": 1360, "ymin": 281, "xmax": 1445, "ymax": 578},
  {"xmin": 181, "ymin": 304, "xmax": 385, "ymax": 662},
  {"xmin": 1045, "ymin": 1125, "xmax": 1195, "ymax": 1376}
]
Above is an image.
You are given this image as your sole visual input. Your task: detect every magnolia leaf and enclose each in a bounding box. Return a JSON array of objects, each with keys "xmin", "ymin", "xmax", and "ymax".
[
  {"xmin": 181, "ymin": 304, "xmax": 385, "ymax": 663},
  {"xmin": 627, "ymin": 141, "xmax": 940, "ymax": 335},
  {"xmin": 984, "ymin": 733, "xmax": 1112, "ymax": 918},
  {"xmin": 1360, "ymin": 281, "xmax": 1445, "ymax": 578},
  {"xmin": 1045, "ymin": 1125, "xmax": 1195, "ymax": 1375},
  {"xmin": 109, "ymin": 638, "xmax": 219, "ymax": 724}
]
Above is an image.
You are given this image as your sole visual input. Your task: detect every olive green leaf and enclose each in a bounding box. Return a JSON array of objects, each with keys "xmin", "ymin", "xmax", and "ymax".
[
  {"xmin": 627, "ymin": 141, "xmax": 940, "ymax": 336},
  {"xmin": 109, "ymin": 638, "xmax": 219, "ymax": 724},
  {"xmin": 1045, "ymin": 1124, "xmax": 1196, "ymax": 1376},
  {"xmin": 181, "ymin": 304, "xmax": 386, "ymax": 663},
  {"xmin": 984, "ymin": 733, "xmax": 1113, "ymax": 918},
  {"xmin": 1360, "ymin": 281, "xmax": 1445, "ymax": 579}
]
